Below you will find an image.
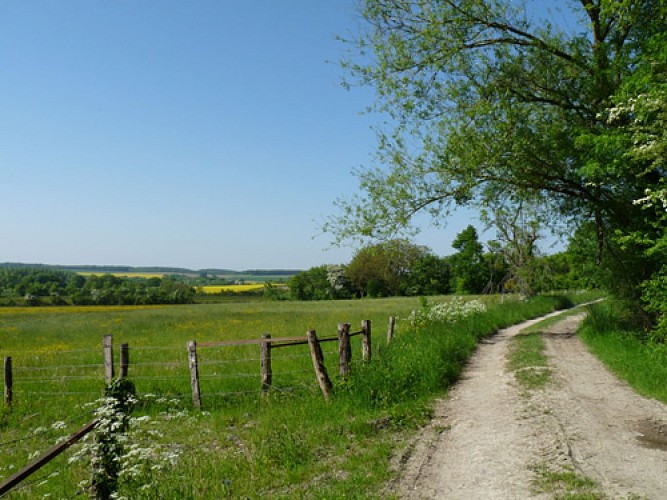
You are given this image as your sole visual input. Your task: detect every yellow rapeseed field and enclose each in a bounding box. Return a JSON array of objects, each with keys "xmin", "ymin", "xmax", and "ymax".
[
  {"xmin": 0, "ymin": 305, "xmax": 163, "ymax": 315},
  {"xmin": 197, "ymin": 284, "xmax": 265, "ymax": 294}
]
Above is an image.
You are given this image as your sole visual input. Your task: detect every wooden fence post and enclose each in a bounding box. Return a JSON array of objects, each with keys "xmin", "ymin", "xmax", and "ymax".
[
  {"xmin": 103, "ymin": 335, "xmax": 114, "ymax": 384},
  {"xmin": 387, "ymin": 316, "xmax": 396, "ymax": 344},
  {"xmin": 337, "ymin": 323, "xmax": 351, "ymax": 378},
  {"xmin": 0, "ymin": 418, "xmax": 99, "ymax": 496},
  {"xmin": 187, "ymin": 341, "xmax": 202, "ymax": 409},
  {"xmin": 260, "ymin": 334, "xmax": 272, "ymax": 394},
  {"xmin": 361, "ymin": 320, "xmax": 372, "ymax": 362},
  {"xmin": 3, "ymin": 357, "xmax": 11, "ymax": 406},
  {"xmin": 120, "ymin": 343, "xmax": 129, "ymax": 379},
  {"xmin": 307, "ymin": 329, "xmax": 333, "ymax": 401}
]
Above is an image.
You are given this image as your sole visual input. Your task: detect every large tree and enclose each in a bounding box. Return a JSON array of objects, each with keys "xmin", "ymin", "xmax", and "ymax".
[
  {"xmin": 328, "ymin": 0, "xmax": 666, "ymax": 298},
  {"xmin": 448, "ymin": 225, "xmax": 487, "ymax": 294},
  {"xmin": 346, "ymin": 239, "xmax": 429, "ymax": 296}
]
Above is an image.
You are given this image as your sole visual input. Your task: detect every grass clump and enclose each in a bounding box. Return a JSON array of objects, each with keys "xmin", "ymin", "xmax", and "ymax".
[
  {"xmin": 531, "ymin": 464, "xmax": 604, "ymax": 499},
  {"xmin": 579, "ymin": 300, "xmax": 667, "ymax": 403},
  {"xmin": 507, "ymin": 332, "xmax": 552, "ymax": 390}
]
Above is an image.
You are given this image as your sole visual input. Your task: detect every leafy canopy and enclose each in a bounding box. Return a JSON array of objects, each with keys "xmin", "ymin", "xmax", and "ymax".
[{"xmin": 328, "ymin": 0, "xmax": 667, "ymax": 248}]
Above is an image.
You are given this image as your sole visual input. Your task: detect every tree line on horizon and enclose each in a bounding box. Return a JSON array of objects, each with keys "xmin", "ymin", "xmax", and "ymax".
[
  {"xmin": 287, "ymin": 224, "xmax": 597, "ymax": 301},
  {"xmin": 0, "ymin": 269, "xmax": 195, "ymax": 306}
]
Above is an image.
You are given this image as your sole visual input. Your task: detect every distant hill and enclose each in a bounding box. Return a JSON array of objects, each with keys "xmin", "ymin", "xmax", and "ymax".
[{"xmin": 0, "ymin": 262, "xmax": 302, "ymax": 277}]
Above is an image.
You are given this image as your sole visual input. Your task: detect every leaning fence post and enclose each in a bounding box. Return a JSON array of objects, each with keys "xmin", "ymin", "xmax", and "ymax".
[
  {"xmin": 361, "ymin": 320, "xmax": 372, "ymax": 362},
  {"xmin": 387, "ymin": 316, "xmax": 396, "ymax": 344},
  {"xmin": 307, "ymin": 329, "xmax": 333, "ymax": 401},
  {"xmin": 260, "ymin": 334, "xmax": 272, "ymax": 395},
  {"xmin": 187, "ymin": 341, "xmax": 202, "ymax": 409},
  {"xmin": 4, "ymin": 357, "xmax": 12, "ymax": 406},
  {"xmin": 103, "ymin": 335, "xmax": 114, "ymax": 383},
  {"xmin": 120, "ymin": 343, "xmax": 129, "ymax": 379},
  {"xmin": 337, "ymin": 323, "xmax": 352, "ymax": 378}
]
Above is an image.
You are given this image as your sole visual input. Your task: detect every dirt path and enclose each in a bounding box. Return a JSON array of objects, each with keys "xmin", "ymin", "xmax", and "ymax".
[{"xmin": 396, "ymin": 309, "xmax": 667, "ymax": 499}]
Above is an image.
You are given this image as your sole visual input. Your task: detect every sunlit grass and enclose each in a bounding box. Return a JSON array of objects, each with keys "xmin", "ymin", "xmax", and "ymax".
[
  {"xmin": 579, "ymin": 300, "xmax": 667, "ymax": 404},
  {"xmin": 508, "ymin": 332, "xmax": 551, "ymax": 389},
  {"xmin": 0, "ymin": 293, "xmax": 595, "ymax": 498}
]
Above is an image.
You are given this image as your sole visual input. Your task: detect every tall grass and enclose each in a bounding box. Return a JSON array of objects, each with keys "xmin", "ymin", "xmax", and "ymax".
[
  {"xmin": 579, "ymin": 300, "xmax": 667, "ymax": 403},
  {"xmin": 0, "ymin": 293, "xmax": 593, "ymax": 498}
]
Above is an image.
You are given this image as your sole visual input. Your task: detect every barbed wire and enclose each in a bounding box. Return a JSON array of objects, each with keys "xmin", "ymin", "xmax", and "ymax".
[
  {"xmin": 119, "ymin": 361, "xmax": 183, "ymax": 368},
  {"xmin": 128, "ymin": 375, "xmax": 188, "ymax": 381},
  {"xmin": 126, "ymin": 346, "xmax": 183, "ymax": 351},
  {"xmin": 197, "ymin": 356, "xmax": 261, "ymax": 364},
  {"xmin": 17, "ymin": 375, "xmax": 106, "ymax": 382},
  {"xmin": 14, "ymin": 390, "xmax": 102, "ymax": 396},
  {"xmin": 0, "ymin": 407, "xmax": 93, "ymax": 449},
  {"xmin": 13, "ymin": 363, "xmax": 103, "ymax": 372}
]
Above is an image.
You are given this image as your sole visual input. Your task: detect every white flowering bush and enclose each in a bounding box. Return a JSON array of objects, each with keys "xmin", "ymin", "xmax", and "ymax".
[
  {"xmin": 68, "ymin": 383, "xmax": 184, "ymax": 498},
  {"xmin": 404, "ymin": 297, "xmax": 487, "ymax": 330}
]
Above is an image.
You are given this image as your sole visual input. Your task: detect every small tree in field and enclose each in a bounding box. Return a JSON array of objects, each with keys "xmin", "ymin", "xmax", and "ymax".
[{"xmin": 448, "ymin": 226, "xmax": 487, "ymax": 294}]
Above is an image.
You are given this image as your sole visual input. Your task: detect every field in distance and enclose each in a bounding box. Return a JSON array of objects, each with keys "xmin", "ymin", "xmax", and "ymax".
[{"xmin": 197, "ymin": 284, "xmax": 268, "ymax": 294}]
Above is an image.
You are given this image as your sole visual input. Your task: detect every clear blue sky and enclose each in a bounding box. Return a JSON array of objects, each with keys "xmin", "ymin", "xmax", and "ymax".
[{"xmin": 0, "ymin": 1, "xmax": 566, "ymax": 271}]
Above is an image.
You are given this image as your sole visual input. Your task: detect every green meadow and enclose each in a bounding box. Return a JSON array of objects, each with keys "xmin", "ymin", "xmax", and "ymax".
[{"xmin": 0, "ymin": 294, "xmax": 596, "ymax": 498}]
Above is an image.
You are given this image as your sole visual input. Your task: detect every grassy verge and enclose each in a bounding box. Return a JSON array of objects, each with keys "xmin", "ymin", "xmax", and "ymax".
[
  {"xmin": 0, "ymin": 293, "xmax": 597, "ymax": 498},
  {"xmin": 507, "ymin": 304, "xmax": 595, "ymax": 392},
  {"xmin": 579, "ymin": 300, "xmax": 667, "ymax": 404},
  {"xmin": 507, "ymin": 331, "xmax": 551, "ymax": 390}
]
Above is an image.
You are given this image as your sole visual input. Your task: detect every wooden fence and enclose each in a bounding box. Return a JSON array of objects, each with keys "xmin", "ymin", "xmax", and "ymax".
[
  {"xmin": 0, "ymin": 316, "xmax": 397, "ymax": 496},
  {"xmin": 0, "ymin": 419, "xmax": 98, "ymax": 496},
  {"xmin": 188, "ymin": 319, "xmax": 374, "ymax": 406},
  {"xmin": 3, "ymin": 317, "xmax": 397, "ymax": 408}
]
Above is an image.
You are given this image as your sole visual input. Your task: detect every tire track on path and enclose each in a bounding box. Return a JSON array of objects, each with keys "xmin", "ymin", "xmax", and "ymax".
[{"xmin": 396, "ymin": 309, "xmax": 667, "ymax": 499}]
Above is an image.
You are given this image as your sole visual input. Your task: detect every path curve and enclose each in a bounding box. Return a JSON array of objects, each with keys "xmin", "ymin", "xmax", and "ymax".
[{"xmin": 396, "ymin": 309, "xmax": 667, "ymax": 499}]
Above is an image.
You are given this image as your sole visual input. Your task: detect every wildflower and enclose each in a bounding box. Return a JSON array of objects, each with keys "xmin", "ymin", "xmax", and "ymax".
[{"xmin": 404, "ymin": 297, "xmax": 487, "ymax": 329}]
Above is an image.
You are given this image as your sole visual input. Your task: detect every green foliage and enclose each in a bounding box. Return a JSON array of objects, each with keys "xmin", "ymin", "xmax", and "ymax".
[
  {"xmin": 68, "ymin": 390, "xmax": 184, "ymax": 499},
  {"xmin": 347, "ymin": 239, "xmax": 428, "ymax": 297},
  {"xmin": 583, "ymin": 298, "xmax": 649, "ymax": 338},
  {"xmin": 401, "ymin": 253, "xmax": 452, "ymax": 296},
  {"xmin": 343, "ymin": 295, "xmax": 574, "ymax": 408},
  {"xmin": 579, "ymin": 300, "xmax": 667, "ymax": 403},
  {"xmin": 288, "ymin": 231, "xmax": 575, "ymax": 302},
  {"xmin": 486, "ymin": 204, "xmax": 543, "ymax": 296},
  {"xmin": 0, "ymin": 268, "xmax": 195, "ymax": 306},
  {"xmin": 0, "ymin": 268, "xmax": 82, "ymax": 299},
  {"xmin": 329, "ymin": 0, "xmax": 667, "ymax": 242},
  {"xmin": 91, "ymin": 379, "xmax": 137, "ymax": 499},
  {"xmin": 73, "ymin": 275, "xmax": 195, "ymax": 306},
  {"xmin": 262, "ymin": 282, "xmax": 288, "ymax": 301},
  {"xmin": 565, "ymin": 223, "xmax": 612, "ymax": 290},
  {"xmin": 641, "ymin": 270, "xmax": 667, "ymax": 342},
  {"xmin": 327, "ymin": 0, "xmax": 667, "ymax": 337},
  {"xmin": 287, "ymin": 264, "xmax": 351, "ymax": 300},
  {"xmin": 448, "ymin": 225, "xmax": 487, "ymax": 294},
  {"xmin": 404, "ymin": 296, "xmax": 487, "ymax": 331},
  {"xmin": 530, "ymin": 253, "xmax": 573, "ymax": 293}
]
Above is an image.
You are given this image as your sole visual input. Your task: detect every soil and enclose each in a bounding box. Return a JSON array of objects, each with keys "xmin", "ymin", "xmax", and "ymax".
[{"xmin": 394, "ymin": 309, "xmax": 667, "ymax": 499}]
